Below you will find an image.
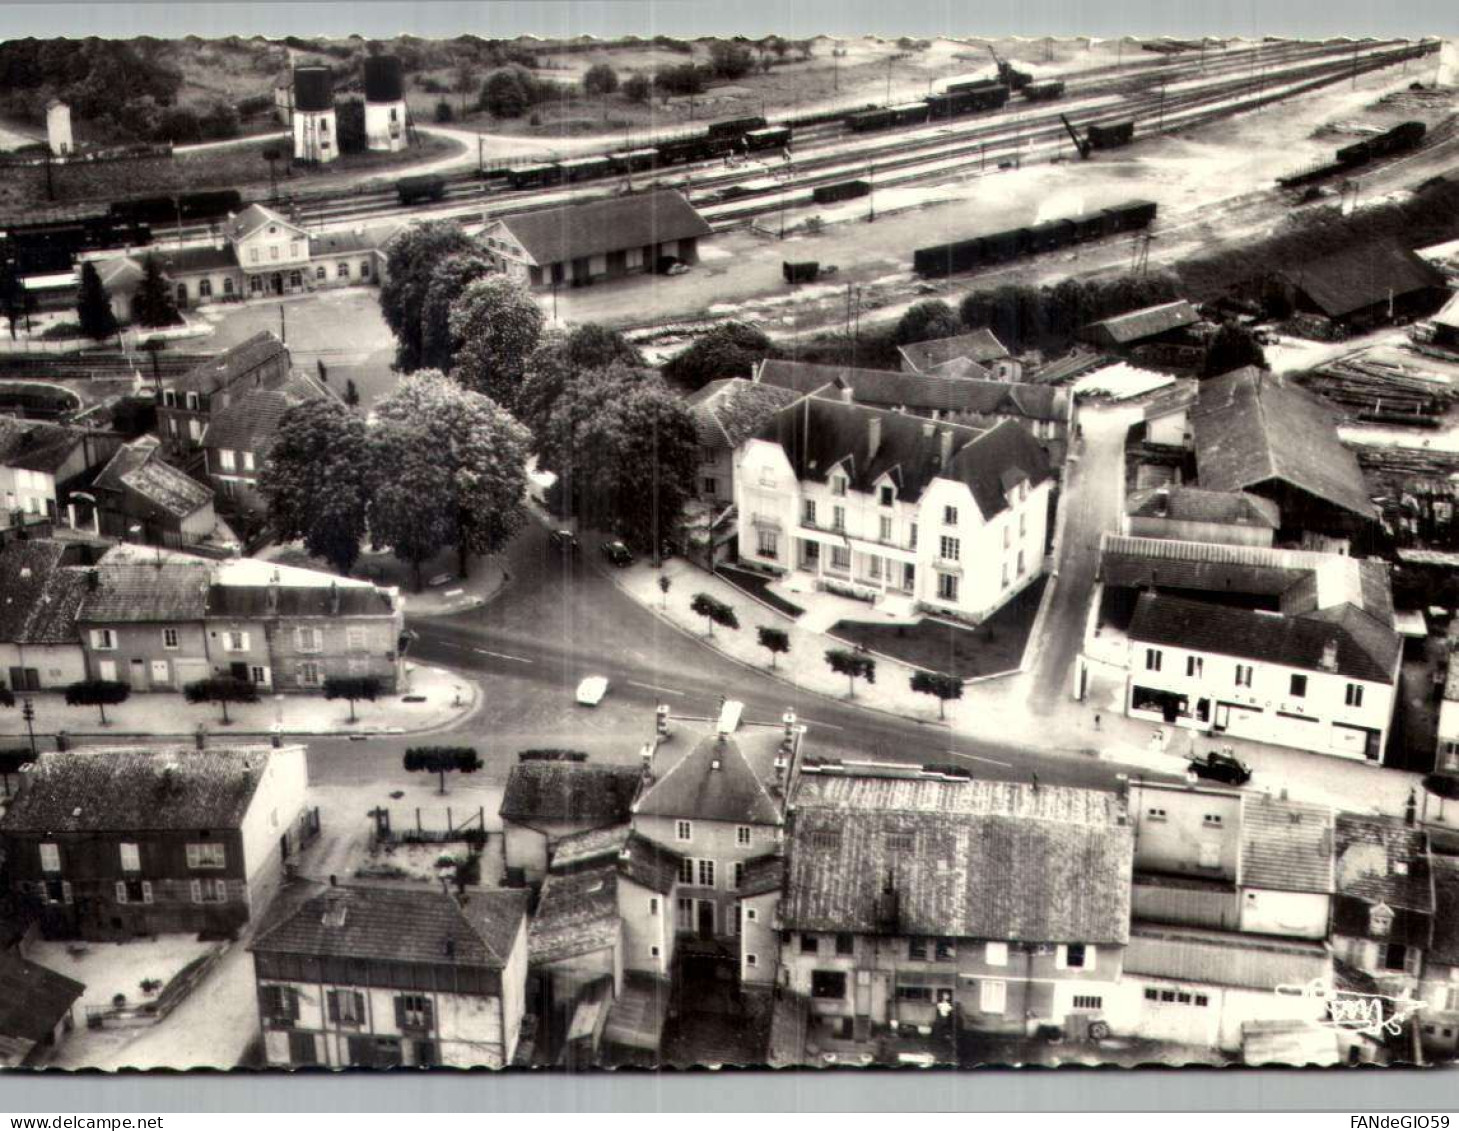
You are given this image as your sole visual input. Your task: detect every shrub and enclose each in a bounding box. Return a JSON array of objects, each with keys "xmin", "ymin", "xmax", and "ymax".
[
  {"xmin": 434, "ymin": 99, "xmax": 454, "ymax": 123},
  {"xmin": 622, "ymin": 73, "xmax": 651, "ymax": 103},
  {"xmin": 654, "ymin": 63, "xmax": 707, "ymax": 97},
  {"xmin": 582, "ymin": 62, "xmax": 618, "ymax": 96},
  {"xmin": 708, "ymin": 40, "xmax": 755, "ymax": 80}
]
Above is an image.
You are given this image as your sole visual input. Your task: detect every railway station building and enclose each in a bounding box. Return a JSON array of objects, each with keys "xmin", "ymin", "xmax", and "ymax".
[{"xmin": 480, "ymin": 189, "xmax": 712, "ymax": 289}]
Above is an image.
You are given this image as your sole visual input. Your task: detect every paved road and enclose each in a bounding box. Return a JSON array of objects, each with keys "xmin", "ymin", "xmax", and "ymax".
[{"xmin": 297, "ymin": 517, "xmax": 1183, "ymax": 796}]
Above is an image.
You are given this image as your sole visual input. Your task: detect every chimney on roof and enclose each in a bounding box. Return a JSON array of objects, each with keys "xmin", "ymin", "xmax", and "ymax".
[
  {"xmin": 711, "ymin": 736, "xmax": 725, "ymax": 771},
  {"xmin": 867, "ymin": 416, "xmax": 881, "ymax": 462},
  {"xmin": 86, "ymin": 568, "xmax": 98, "ymax": 591},
  {"xmin": 922, "ymin": 418, "xmax": 935, "ymax": 438},
  {"xmin": 938, "ymin": 428, "xmax": 953, "ymax": 469},
  {"xmin": 1319, "ymin": 639, "xmax": 1339, "ymax": 673},
  {"xmin": 329, "ymin": 580, "xmax": 340, "ymax": 616},
  {"xmin": 1154, "ymin": 487, "xmax": 1169, "ymax": 517},
  {"xmin": 1406, "ymin": 788, "xmax": 1418, "ymax": 827},
  {"xmin": 839, "ymin": 382, "xmax": 853, "ymax": 405}
]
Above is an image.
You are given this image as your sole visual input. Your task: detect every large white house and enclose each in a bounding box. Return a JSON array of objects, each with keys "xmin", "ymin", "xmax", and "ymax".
[{"xmin": 734, "ymin": 398, "xmax": 1052, "ymax": 622}]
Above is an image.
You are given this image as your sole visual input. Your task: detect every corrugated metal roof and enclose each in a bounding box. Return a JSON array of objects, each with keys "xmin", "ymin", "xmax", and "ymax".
[{"xmin": 1125, "ymin": 923, "xmax": 1330, "ymax": 991}]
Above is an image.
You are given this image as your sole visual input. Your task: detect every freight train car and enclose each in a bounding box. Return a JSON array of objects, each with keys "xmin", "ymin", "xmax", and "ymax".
[
  {"xmin": 1023, "ymin": 80, "xmax": 1066, "ymax": 102},
  {"xmin": 108, "ymin": 189, "xmax": 243, "ymax": 227},
  {"xmin": 744, "ymin": 126, "xmax": 792, "ymax": 151},
  {"xmin": 559, "ymin": 155, "xmax": 614, "ymax": 183},
  {"xmin": 396, "ymin": 174, "xmax": 447, "ymax": 205},
  {"xmin": 1087, "ymin": 121, "xmax": 1135, "ymax": 150},
  {"xmin": 506, "ymin": 163, "xmax": 564, "ymax": 190},
  {"xmin": 656, "ymin": 133, "xmax": 739, "ymax": 165},
  {"xmin": 845, "ymin": 101, "xmax": 933, "ymax": 132},
  {"xmin": 812, "ymin": 180, "xmax": 872, "ymax": 205},
  {"xmin": 708, "ymin": 116, "xmax": 768, "ymax": 138},
  {"xmin": 1336, "ymin": 120, "xmax": 1426, "ymax": 166},
  {"xmin": 927, "ymin": 84, "xmax": 1010, "ymax": 119},
  {"xmin": 0, "ymin": 216, "xmax": 153, "ymax": 276},
  {"xmin": 608, "ymin": 148, "xmax": 659, "ymax": 173},
  {"xmin": 913, "ymin": 199, "xmax": 1157, "ymax": 278}
]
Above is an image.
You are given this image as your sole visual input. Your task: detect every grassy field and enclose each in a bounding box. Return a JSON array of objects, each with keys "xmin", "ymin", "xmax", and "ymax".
[{"xmin": 0, "ymin": 132, "xmax": 462, "ymax": 213}]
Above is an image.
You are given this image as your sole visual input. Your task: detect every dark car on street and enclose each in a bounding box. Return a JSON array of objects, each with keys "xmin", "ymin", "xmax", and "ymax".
[
  {"xmin": 548, "ymin": 529, "xmax": 578, "ymax": 553},
  {"xmin": 601, "ymin": 540, "xmax": 634, "ymax": 567},
  {"xmin": 1188, "ymin": 750, "xmax": 1252, "ymax": 786}
]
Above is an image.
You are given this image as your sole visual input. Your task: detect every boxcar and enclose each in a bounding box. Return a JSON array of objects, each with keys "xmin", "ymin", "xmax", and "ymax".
[
  {"xmin": 744, "ymin": 126, "xmax": 792, "ymax": 151},
  {"xmin": 846, "ymin": 108, "xmax": 897, "ymax": 132},
  {"xmin": 608, "ymin": 149, "xmax": 659, "ymax": 174},
  {"xmin": 708, "ymin": 116, "xmax": 767, "ymax": 138},
  {"xmin": 812, "ymin": 180, "xmax": 872, "ymax": 205},
  {"xmin": 891, "ymin": 101, "xmax": 932, "ymax": 127},
  {"xmin": 559, "ymin": 155, "xmax": 613, "ymax": 183},
  {"xmin": 945, "ymin": 78, "xmax": 1003, "ymax": 95},
  {"xmin": 783, "ymin": 261, "xmax": 820, "ymax": 284},
  {"xmin": 1023, "ymin": 80, "xmax": 1066, "ymax": 102},
  {"xmin": 1088, "ymin": 121, "xmax": 1135, "ymax": 150},
  {"xmin": 656, "ymin": 134, "xmax": 737, "ymax": 164},
  {"xmin": 1021, "ymin": 219, "xmax": 1075, "ymax": 254},
  {"xmin": 1103, "ymin": 199, "xmax": 1158, "ymax": 232},
  {"xmin": 506, "ymin": 163, "xmax": 563, "ymax": 190},
  {"xmin": 396, "ymin": 175, "xmax": 447, "ymax": 205},
  {"xmin": 1068, "ymin": 211, "xmax": 1108, "ymax": 242}
]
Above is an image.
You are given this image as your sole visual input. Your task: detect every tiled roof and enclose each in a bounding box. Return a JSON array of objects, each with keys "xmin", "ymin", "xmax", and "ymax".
[
  {"xmin": 782, "ymin": 776, "xmax": 1133, "ymax": 943},
  {"xmin": 308, "ymin": 226, "xmax": 392, "ymax": 257},
  {"xmin": 0, "ymin": 540, "xmax": 86, "ymax": 645},
  {"xmin": 202, "ymin": 373, "xmax": 332, "ymax": 455},
  {"xmin": 684, "ymin": 378, "xmax": 804, "ymax": 452},
  {"xmin": 170, "ymin": 331, "xmax": 289, "ymax": 397},
  {"xmin": 251, "ymin": 884, "xmax": 526, "ymax": 970},
  {"xmin": 1333, "ymin": 814, "xmax": 1433, "ymax": 913},
  {"xmin": 498, "ymin": 762, "xmax": 642, "ymax": 826},
  {"xmin": 547, "ymin": 825, "xmax": 683, "ymax": 895},
  {"xmin": 756, "ymin": 397, "xmax": 1050, "ymax": 519},
  {"xmin": 616, "ymin": 831, "xmax": 684, "ymax": 895},
  {"xmin": 1239, "ymin": 794, "xmax": 1334, "ymax": 894},
  {"xmin": 738, "ymin": 853, "xmax": 785, "ymax": 898},
  {"xmin": 1030, "ymin": 350, "xmax": 1108, "ymax": 386},
  {"xmin": 897, "ymin": 329, "xmax": 1011, "ymax": 371},
  {"xmin": 1083, "ymin": 300, "xmax": 1200, "ymax": 345},
  {"xmin": 1435, "ymin": 291, "xmax": 1459, "ymax": 332},
  {"xmin": 0, "ymin": 417, "xmax": 94, "ymax": 475},
  {"xmin": 636, "ymin": 727, "xmax": 790, "ymax": 826},
  {"xmin": 156, "ymin": 245, "xmax": 239, "ymax": 276},
  {"xmin": 1428, "ymin": 856, "xmax": 1459, "ymax": 966},
  {"xmin": 496, "ymin": 190, "xmax": 711, "ymax": 267},
  {"xmin": 78, "ymin": 555, "xmax": 210, "ymax": 623},
  {"xmin": 758, "ymin": 360, "xmax": 1066, "ymax": 422},
  {"xmin": 93, "ymin": 438, "xmax": 212, "ymax": 520},
  {"xmin": 227, "ymin": 203, "xmax": 303, "ymax": 244},
  {"xmin": 0, "ymin": 746, "xmax": 279, "ymax": 833},
  {"xmin": 0, "ymin": 950, "xmax": 84, "ymax": 1047},
  {"xmin": 1192, "ymin": 367, "xmax": 1378, "ymax": 523},
  {"xmin": 528, "ymin": 861, "xmax": 620, "ymax": 965},
  {"xmin": 549, "ymin": 823, "xmax": 630, "ymax": 870},
  {"xmin": 1127, "ymin": 593, "xmax": 1400, "ymax": 684},
  {"xmin": 205, "ymin": 583, "xmax": 396, "ymax": 619},
  {"xmin": 1282, "ymin": 242, "xmax": 1445, "ymax": 319},
  {"xmin": 1124, "ymin": 923, "xmax": 1330, "ymax": 991},
  {"xmin": 1126, "ymin": 487, "xmax": 1281, "ymax": 529}
]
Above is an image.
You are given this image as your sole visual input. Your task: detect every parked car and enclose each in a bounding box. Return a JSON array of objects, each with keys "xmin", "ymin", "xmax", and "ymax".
[
  {"xmin": 601, "ymin": 540, "xmax": 634, "ymax": 567},
  {"xmin": 548, "ymin": 529, "xmax": 578, "ymax": 553},
  {"xmin": 1188, "ymin": 751, "xmax": 1252, "ymax": 786},
  {"xmin": 575, "ymin": 676, "xmax": 610, "ymax": 706}
]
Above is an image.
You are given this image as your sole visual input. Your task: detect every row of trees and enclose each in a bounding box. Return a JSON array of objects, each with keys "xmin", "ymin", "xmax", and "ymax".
[
  {"xmin": 260, "ymin": 370, "xmax": 529, "ymax": 588},
  {"xmin": 55, "ymin": 675, "xmax": 385, "ymax": 724}
]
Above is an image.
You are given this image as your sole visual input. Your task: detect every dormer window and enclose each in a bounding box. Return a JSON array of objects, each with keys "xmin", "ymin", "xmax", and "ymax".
[
  {"xmin": 879, "ymin": 485, "xmax": 894, "ymax": 507},
  {"xmin": 831, "ymin": 475, "xmax": 847, "ymax": 498},
  {"xmin": 1369, "ymin": 902, "xmax": 1394, "ymax": 937}
]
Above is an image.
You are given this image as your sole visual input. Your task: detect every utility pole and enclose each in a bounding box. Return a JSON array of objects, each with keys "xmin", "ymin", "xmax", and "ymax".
[
  {"xmin": 1158, "ymin": 81, "xmax": 1167, "ymax": 132},
  {"xmin": 42, "ymin": 150, "xmax": 55, "ymax": 203},
  {"xmin": 279, "ymin": 303, "xmax": 286, "ymax": 344},
  {"xmin": 867, "ymin": 163, "xmax": 875, "ymax": 223},
  {"xmin": 886, "ymin": 57, "xmax": 893, "ymax": 106},
  {"xmin": 21, "ymin": 697, "xmax": 37, "ymax": 758},
  {"xmin": 651, "ymin": 407, "xmax": 661, "ymax": 570}
]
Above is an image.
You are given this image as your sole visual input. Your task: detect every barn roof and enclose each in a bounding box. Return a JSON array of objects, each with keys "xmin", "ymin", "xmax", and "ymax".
[
  {"xmin": 93, "ymin": 438, "xmax": 213, "ymax": 520},
  {"xmin": 498, "ymin": 762, "xmax": 642, "ymax": 826},
  {"xmin": 1126, "ymin": 487, "xmax": 1281, "ymax": 529},
  {"xmin": 1082, "ymin": 300, "xmax": 1200, "ymax": 345},
  {"xmin": 493, "ymin": 190, "xmax": 711, "ymax": 267},
  {"xmin": 0, "ymin": 950, "xmax": 84, "ymax": 1053},
  {"xmin": 1125, "ymin": 923, "xmax": 1329, "ymax": 992},
  {"xmin": 1282, "ymin": 242, "xmax": 1444, "ymax": 319},
  {"xmin": 897, "ymin": 329, "xmax": 1012, "ymax": 372},
  {"xmin": 528, "ymin": 862, "xmax": 620, "ymax": 965},
  {"xmin": 170, "ymin": 331, "xmax": 289, "ymax": 398}
]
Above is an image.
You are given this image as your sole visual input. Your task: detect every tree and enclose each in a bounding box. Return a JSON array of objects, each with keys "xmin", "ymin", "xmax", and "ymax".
[
  {"xmin": 658, "ymin": 574, "xmax": 671, "ymax": 608},
  {"xmin": 622, "ymin": 73, "xmax": 651, "ymax": 103},
  {"xmin": 661, "ymin": 322, "xmax": 776, "ymax": 391},
  {"xmin": 583, "ymin": 62, "xmax": 618, "ymax": 96},
  {"xmin": 448, "ymin": 275, "xmax": 546, "ymax": 408},
  {"xmin": 479, "ymin": 67, "xmax": 538, "ymax": 118},
  {"xmin": 344, "ymin": 379, "xmax": 360, "ymax": 407},
  {"xmin": 324, "ymin": 675, "xmax": 383, "ymax": 723},
  {"xmin": 539, "ymin": 366, "xmax": 698, "ymax": 552},
  {"xmin": 894, "ymin": 299, "xmax": 961, "ymax": 346},
  {"xmin": 133, "ymin": 256, "xmax": 180, "ymax": 328},
  {"xmin": 419, "ymin": 251, "xmax": 494, "ymax": 373},
  {"xmin": 0, "ymin": 686, "xmax": 13, "ymax": 708},
  {"xmin": 64, "ymin": 679, "xmax": 130, "ymax": 724},
  {"xmin": 825, "ymin": 648, "xmax": 876, "ymax": 698},
  {"xmin": 375, "ymin": 370, "xmax": 531, "ymax": 578},
  {"xmin": 757, "ymin": 625, "xmax": 791, "ymax": 669},
  {"xmin": 368, "ymin": 418, "xmax": 455, "ymax": 591},
  {"xmin": 1, "ymin": 263, "xmax": 30, "ymax": 340},
  {"xmin": 183, "ymin": 677, "xmax": 258, "ymax": 724},
  {"xmin": 1203, "ymin": 324, "xmax": 1268, "ymax": 378},
  {"xmin": 76, "ymin": 261, "xmax": 118, "ymax": 341},
  {"xmin": 335, "ymin": 98, "xmax": 367, "ymax": 155},
  {"xmin": 378, "ymin": 221, "xmax": 479, "ymax": 372},
  {"xmin": 434, "ymin": 99, "xmax": 455, "ymax": 123},
  {"xmin": 691, "ymin": 593, "xmax": 739, "ymax": 636},
  {"xmin": 910, "ymin": 670, "xmax": 964, "ymax": 719},
  {"xmin": 258, "ymin": 399, "xmax": 373, "ymax": 575},
  {"xmin": 404, "ymin": 745, "xmax": 483, "ymax": 794},
  {"xmin": 516, "ymin": 324, "xmax": 646, "ymax": 451},
  {"xmin": 708, "ymin": 41, "xmax": 755, "ymax": 80}
]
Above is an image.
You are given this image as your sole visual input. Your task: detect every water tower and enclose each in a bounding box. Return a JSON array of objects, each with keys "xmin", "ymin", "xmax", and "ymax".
[
  {"xmin": 46, "ymin": 100, "xmax": 73, "ymax": 157},
  {"xmin": 291, "ymin": 66, "xmax": 337, "ymax": 164},
  {"xmin": 363, "ymin": 55, "xmax": 407, "ymax": 152}
]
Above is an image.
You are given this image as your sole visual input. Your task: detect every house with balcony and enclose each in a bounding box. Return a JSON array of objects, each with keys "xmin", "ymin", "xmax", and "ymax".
[
  {"xmin": 202, "ymin": 371, "xmax": 334, "ymax": 516},
  {"xmin": 1330, "ymin": 813, "xmax": 1434, "ymax": 999},
  {"xmin": 0, "ymin": 744, "xmax": 311, "ymax": 941},
  {"xmin": 776, "ymin": 767, "xmax": 1132, "ymax": 1051},
  {"xmin": 734, "ymin": 398, "xmax": 1052, "ymax": 622},
  {"xmin": 157, "ymin": 331, "xmax": 292, "ymax": 452},
  {"xmin": 250, "ymin": 883, "xmax": 529, "ymax": 1068},
  {"xmin": 1121, "ymin": 553, "xmax": 1402, "ymax": 762}
]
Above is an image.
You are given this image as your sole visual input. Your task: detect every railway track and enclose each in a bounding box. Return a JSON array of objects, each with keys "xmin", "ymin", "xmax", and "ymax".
[{"xmin": 152, "ymin": 37, "xmax": 1435, "ymax": 247}]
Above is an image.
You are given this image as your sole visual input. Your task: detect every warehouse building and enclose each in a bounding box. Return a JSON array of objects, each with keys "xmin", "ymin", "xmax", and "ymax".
[
  {"xmin": 1280, "ymin": 242, "xmax": 1447, "ymax": 331},
  {"xmin": 480, "ymin": 190, "xmax": 712, "ymax": 289}
]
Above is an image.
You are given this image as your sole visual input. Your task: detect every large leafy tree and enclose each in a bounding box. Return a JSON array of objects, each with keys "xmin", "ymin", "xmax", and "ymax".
[
  {"xmin": 419, "ymin": 252, "xmax": 494, "ymax": 373},
  {"xmin": 133, "ymin": 256, "xmax": 180, "ymax": 328},
  {"xmin": 894, "ymin": 299, "xmax": 961, "ymax": 346},
  {"xmin": 378, "ymin": 221, "xmax": 480, "ymax": 372},
  {"xmin": 540, "ymin": 365, "xmax": 697, "ymax": 552},
  {"xmin": 76, "ymin": 261, "xmax": 118, "ymax": 341},
  {"xmin": 375, "ymin": 370, "xmax": 531, "ymax": 578},
  {"xmin": 661, "ymin": 321, "xmax": 775, "ymax": 391},
  {"xmin": 258, "ymin": 399, "xmax": 372, "ymax": 576},
  {"xmin": 447, "ymin": 275, "xmax": 546, "ymax": 408},
  {"xmin": 1203, "ymin": 324, "xmax": 1268, "ymax": 378},
  {"xmin": 517, "ymin": 324, "xmax": 645, "ymax": 452},
  {"xmin": 367, "ymin": 417, "xmax": 456, "ymax": 592}
]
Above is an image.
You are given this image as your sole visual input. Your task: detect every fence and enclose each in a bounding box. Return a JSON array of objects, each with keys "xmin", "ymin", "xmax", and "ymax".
[
  {"xmin": 370, "ymin": 805, "xmax": 487, "ymax": 845},
  {"xmin": 83, "ymin": 942, "xmax": 229, "ymax": 1030}
]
